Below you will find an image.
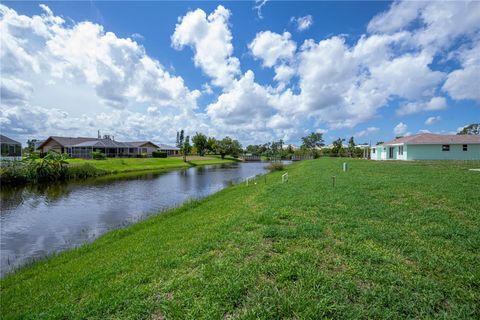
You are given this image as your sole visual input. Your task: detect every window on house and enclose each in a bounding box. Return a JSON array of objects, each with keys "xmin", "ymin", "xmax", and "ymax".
[
  {"xmin": 463, "ymin": 144, "xmax": 468, "ymax": 151},
  {"xmin": 442, "ymin": 145, "xmax": 450, "ymax": 151},
  {"xmin": 398, "ymin": 146, "xmax": 404, "ymax": 155},
  {"xmin": 372, "ymin": 148, "xmax": 376, "ymax": 154}
]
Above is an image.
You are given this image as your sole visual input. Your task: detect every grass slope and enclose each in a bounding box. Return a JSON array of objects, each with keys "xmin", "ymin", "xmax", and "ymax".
[
  {"xmin": 67, "ymin": 156, "xmax": 236, "ymax": 173},
  {"xmin": 1, "ymin": 159, "xmax": 479, "ymax": 319}
]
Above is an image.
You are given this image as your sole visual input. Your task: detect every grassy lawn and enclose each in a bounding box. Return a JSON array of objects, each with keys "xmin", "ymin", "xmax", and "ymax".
[
  {"xmin": 1, "ymin": 158, "xmax": 479, "ymax": 319},
  {"xmin": 67, "ymin": 156, "xmax": 236, "ymax": 173}
]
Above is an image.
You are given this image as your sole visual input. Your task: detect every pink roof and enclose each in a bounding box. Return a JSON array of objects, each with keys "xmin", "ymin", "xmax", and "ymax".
[{"xmin": 383, "ymin": 133, "xmax": 480, "ymax": 145}]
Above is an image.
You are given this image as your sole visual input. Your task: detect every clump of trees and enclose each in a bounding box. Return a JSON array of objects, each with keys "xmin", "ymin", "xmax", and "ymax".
[
  {"xmin": 245, "ymin": 140, "xmax": 290, "ymax": 160},
  {"xmin": 300, "ymin": 132, "xmax": 324, "ymax": 157},
  {"xmin": 322, "ymin": 136, "xmax": 368, "ymax": 158},
  {"xmin": 192, "ymin": 133, "xmax": 208, "ymax": 156},
  {"xmin": 216, "ymin": 137, "xmax": 242, "ymax": 159},
  {"xmin": 177, "ymin": 131, "xmax": 242, "ymax": 160},
  {"xmin": 330, "ymin": 138, "xmax": 345, "ymax": 157}
]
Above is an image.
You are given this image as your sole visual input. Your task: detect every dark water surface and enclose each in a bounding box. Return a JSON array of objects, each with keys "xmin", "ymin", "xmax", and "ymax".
[{"xmin": 0, "ymin": 162, "xmax": 271, "ymax": 277}]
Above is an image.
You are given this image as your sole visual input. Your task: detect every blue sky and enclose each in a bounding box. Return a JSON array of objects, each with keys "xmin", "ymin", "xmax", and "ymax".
[{"xmin": 1, "ymin": 1, "xmax": 479, "ymax": 146}]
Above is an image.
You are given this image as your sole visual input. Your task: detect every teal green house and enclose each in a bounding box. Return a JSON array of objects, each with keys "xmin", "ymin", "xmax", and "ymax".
[{"xmin": 371, "ymin": 133, "xmax": 480, "ymax": 161}]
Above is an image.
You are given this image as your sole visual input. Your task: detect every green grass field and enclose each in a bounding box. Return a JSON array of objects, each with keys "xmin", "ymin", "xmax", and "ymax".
[
  {"xmin": 1, "ymin": 159, "xmax": 479, "ymax": 319},
  {"xmin": 67, "ymin": 156, "xmax": 237, "ymax": 173}
]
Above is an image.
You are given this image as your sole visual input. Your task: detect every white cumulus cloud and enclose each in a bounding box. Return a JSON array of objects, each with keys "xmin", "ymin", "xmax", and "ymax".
[
  {"xmin": 393, "ymin": 122, "xmax": 408, "ymax": 135},
  {"xmin": 396, "ymin": 96, "xmax": 447, "ymax": 116},
  {"xmin": 443, "ymin": 41, "xmax": 480, "ymax": 101},
  {"xmin": 171, "ymin": 5, "xmax": 240, "ymax": 88},
  {"xmin": 249, "ymin": 31, "xmax": 297, "ymax": 68},
  {"xmin": 424, "ymin": 116, "xmax": 441, "ymax": 125}
]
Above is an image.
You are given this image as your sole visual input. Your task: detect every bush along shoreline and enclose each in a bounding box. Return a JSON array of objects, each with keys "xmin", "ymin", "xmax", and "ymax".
[{"xmin": 0, "ymin": 152, "xmax": 107, "ymax": 187}]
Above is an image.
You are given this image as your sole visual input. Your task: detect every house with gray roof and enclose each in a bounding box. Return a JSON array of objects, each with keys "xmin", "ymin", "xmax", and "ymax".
[
  {"xmin": 0, "ymin": 134, "xmax": 22, "ymax": 160},
  {"xmin": 371, "ymin": 133, "xmax": 480, "ymax": 160},
  {"xmin": 36, "ymin": 136, "xmax": 177, "ymax": 159}
]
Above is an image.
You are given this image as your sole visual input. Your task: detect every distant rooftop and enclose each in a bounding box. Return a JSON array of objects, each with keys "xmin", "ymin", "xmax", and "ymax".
[{"xmin": 71, "ymin": 139, "xmax": 133, "ymax": 148}]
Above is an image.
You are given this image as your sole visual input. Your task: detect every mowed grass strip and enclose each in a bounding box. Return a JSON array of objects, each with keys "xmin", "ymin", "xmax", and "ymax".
[
  {"xmin": 1, "ymin": 158, "xmax": 479, "ymax": 319},
  {"xmin": 67, "ymin": 156, "xmax": 236, "ymax": 173}
]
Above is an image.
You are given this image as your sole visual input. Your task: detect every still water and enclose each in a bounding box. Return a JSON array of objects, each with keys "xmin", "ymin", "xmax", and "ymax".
[{"xmin": 0, "ymin": 162, "xmax": 271, "ymax": 277}]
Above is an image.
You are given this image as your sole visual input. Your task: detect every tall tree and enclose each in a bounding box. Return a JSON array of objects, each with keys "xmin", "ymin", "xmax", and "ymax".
[
  {"xmin": 271, "ymin": 141, "xmax": 279, "ymax": 160},
  {"xmin": 216, "ymin": 137, "xmax": 242, "ymax": 159},
  {"xmin": 207, "ymin": 137, "xmax": 217, "ymax": 154},
  {"xmin": 457, "ymin": 123, "xmax": 480, "ymax": 135},
  {"xmin": 176, "ymin": 130, "xmax": 184, "ymax": 149},
  {"xmin": 231, "ymin": 139, "xmax": 242, "ymax": 158},
  {"xmin": 348, "ymin": 136, "xmax": 356, "ymax": 157},
  {"xmin": 182, "ymin": 136, "xmax": 192, "ymax": 162},
  {"xmin": 192, "ymin": 132, "xmax": 208, "ymax": 156},
  {"xmin": 301, "ymin": 132, "xmax": 324, "ymax": 154},
  {"xmin": 286, "ymin": 144, "xmax": 294, "ymax": 155},
  {"xmin": 26, "ymin": 139, "xmax": 38, "ymax": 154},
  {"xmin": 332, "ymin": 138, "xmax": 345, "ymax": 157}
]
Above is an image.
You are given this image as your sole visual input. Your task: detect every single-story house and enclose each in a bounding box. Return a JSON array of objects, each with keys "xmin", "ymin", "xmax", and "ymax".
[
  {"xmin": 0, "ymin": 134, "xmax": 22, "ymax": 160},
  {"xmin": 371, "ymin": 133, "xmax": 480, "ymax": 160},
  {"xmin": 37, "ymin": 136, "xmax": 162, "ymax": 159},
  {"xmin": 157, "ymin": 144, "xmax": 180, "ymax": 156}
]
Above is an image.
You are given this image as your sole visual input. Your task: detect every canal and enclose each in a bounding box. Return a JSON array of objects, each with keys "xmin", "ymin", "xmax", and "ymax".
[{"xmin": 0, "ymin": 162, "xmax": 273, "ymax": 277}]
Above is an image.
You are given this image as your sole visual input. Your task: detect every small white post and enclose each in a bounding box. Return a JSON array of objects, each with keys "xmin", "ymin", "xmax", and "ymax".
[
  {"xmin": 282, "ymin": 172, "xmax": 288, "ymax": 183},
  {"xmin": 343, "ymin": 162, "xmax": 348, "ymax": 172}
]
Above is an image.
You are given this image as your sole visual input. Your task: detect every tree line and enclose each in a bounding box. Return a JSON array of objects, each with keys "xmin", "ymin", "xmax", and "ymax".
[
  {"xmin": 245, "ymin": 132, "xmax": 368, "ymax": 159},
  {"xmin": 177, "ymin": 130, "xmax": 370, "ymax": 160},
  {"xmin": 173, "ymin": 122, "xmax": 480, "ymax": 162}
]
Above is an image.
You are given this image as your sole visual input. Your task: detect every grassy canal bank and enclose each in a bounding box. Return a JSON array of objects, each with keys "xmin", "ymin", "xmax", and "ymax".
[
  {"xmin": 67, "ymin": 155, "xmax": 239, "ymax": 173},
  {"xmin": 1, "ymin": 158, "xmax": 479, "ymax": 318}
]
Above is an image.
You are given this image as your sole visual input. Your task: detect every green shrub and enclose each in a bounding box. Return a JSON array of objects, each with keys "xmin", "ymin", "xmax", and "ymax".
[
  {"xmin": 265, "ymin": 162, "xmax": 284, "ymax": 172},
  {"xmin": 1, "ymin": 151, "xmax": 70, "ymax": 186},
  {"xmin": 25, "ymin": 151, "xmax": 69, "ymax": 182},
  {"xmin": 152, "ymin": 151, "xmax": 167, "ymax": 158},
  {"xmin": 91, "ymin": 151, "xmax": 106, "ymax": 160},
  {"xmin": 135, "ymin": 153, "xmax": 148, "ymax": 158},
  {"xmin": 0, "ymin": 160, "xmax": 28, "ymax": 185}
]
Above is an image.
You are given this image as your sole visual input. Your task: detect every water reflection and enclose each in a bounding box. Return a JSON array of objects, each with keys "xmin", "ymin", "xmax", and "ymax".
[{"xmin": 0, "ymin": 162, "xmax": 272, "ymax": 277}]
